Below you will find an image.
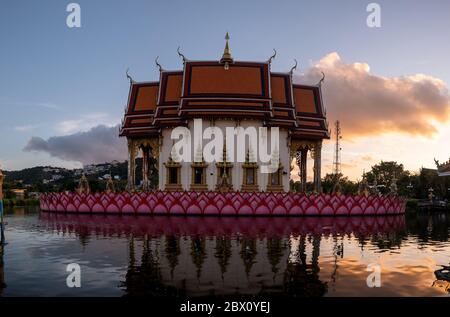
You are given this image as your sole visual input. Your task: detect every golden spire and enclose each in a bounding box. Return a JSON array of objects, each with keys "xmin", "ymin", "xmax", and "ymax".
[{"xmin": 221, "ymin": 32, "xmax": 233, "ymax": 64}]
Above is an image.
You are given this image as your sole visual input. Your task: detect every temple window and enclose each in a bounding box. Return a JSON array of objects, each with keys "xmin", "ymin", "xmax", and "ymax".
[
  {"xmin": 193, "ymin": 167, "xmax": 203, "ymax": 184},
  {"xmin": 190, "ymin": 162, "xmax": 208, "ymax": 191},
  {"xmin": 169, "ymin": 167, "xmax": 179, "ymax": 184},
  {"xmin": 246, "ymin": 168, "xmax": 255, "ymax": 185},
  {"xmin": 267, "ymin": 165, "xmax": 284, "ymax": 192},
  {"xmin": 164, "ymin": 159, "xmax": 182, "ymax": 191}
]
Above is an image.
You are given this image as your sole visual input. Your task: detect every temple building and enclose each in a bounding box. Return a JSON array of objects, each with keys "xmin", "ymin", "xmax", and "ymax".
[
  {"xmin": 120, "ymin": 34, "xmax": 329, "ymax": 192},
  {"xmin": 435, "ymin": 158, "xmax": 450, "ymax": 177}
]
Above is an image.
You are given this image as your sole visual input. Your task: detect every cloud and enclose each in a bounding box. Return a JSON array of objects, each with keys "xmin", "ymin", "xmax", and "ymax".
[
  {"xmin": 0, "ymin": 101, "xmax": 61, "ymax": 110},
  {"xmin": 14, "ymin": 124, "xmax": 41, "ymax": 132},
  {"xmin": 361, "ymin": 155, "xmax": 374, "ymax": 162},
  {"xmin": 295, "ymin": 52, "xmax": 450, "ymax": 138},
  {"xmin": 23, "ymin": 125, "xmax": 127, "ymax": 165},
  {"xmin": 55, "ymin": 112, "xmax": 117, "ymax": 135}
]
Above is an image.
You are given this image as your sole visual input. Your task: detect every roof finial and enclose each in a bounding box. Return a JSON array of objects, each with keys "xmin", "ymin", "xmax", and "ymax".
[
  {"xmin": 318, "ymin": 71, "xmax": 325, "ymax": 86},
  {"xmin": 177, "ymin": 46, "xmax": 187, "ymax": 64},
  {"xmin": 220, "ymin": 32, "xmax": 233, "ymax": 64},
  {"xmin": 155, "ymin": 56, "xmax": 164, "ymax": 72},
  {"xmin": 126, "ymin": 68, "xmax": 135, "ymax": 84},
  {"xmin": 267, "ymin": 49, "xmax": 277, "ymax": 64},
  {"xmin": 289, "ymin": 59, "xmax": 298, "ymax": 75}
]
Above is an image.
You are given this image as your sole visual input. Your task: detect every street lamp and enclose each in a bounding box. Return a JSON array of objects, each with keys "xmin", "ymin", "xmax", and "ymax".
[{"xmin": 407, "ymin": 182, "xmax": 413, "ymax": 198}]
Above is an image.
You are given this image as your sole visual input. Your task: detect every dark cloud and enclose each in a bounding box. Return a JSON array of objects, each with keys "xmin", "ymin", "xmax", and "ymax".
[
  {"xmin": 23, "ymin": 125, "xmax": 127, "ymax": 164},
  {"xmin": 295, "ymin": 53, "xmax": 450, "ymax": 138}
]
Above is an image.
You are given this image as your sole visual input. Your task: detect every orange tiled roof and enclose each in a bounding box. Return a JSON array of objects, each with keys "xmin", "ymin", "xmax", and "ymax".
[{"xmin": 120, "ymin": 59, "xmax": 329, "ymax": 140}]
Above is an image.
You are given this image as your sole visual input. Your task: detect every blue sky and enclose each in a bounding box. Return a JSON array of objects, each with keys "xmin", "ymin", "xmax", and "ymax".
[{"xmin": 1, "ymin": 0, "xmax": 450, "ymax": 177}]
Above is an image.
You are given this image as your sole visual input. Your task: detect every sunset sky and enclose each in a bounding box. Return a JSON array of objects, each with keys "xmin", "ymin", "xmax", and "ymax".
[{"xmin": 1, "ymin": 0, "xmax": 450, "ymax": 180}]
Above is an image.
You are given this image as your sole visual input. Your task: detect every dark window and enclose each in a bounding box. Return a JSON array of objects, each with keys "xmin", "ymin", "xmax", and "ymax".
[
  {"xmin": 169, "ymin": 167, "xmax": 178, "ymax": 184},
  {"xmin": 246, "ymin": 168, "xmax": 255, "ymax": 185},
  {"xmin": 194, "ymin": 167, "xmax": 203, "ymax": 184},
  {"xmin": 271, "ymin": 171, "xmax": 280, "ymax": 185}
]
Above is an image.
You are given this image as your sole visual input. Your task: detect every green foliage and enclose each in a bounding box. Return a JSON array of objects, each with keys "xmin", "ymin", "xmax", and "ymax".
[
  {"xmin": 321, "ymin": 173, "xmax": 358, "ymax": 195},
  {"xmin": 405, "ymin": 199, "xmax": 419, "ymax": 211},
  {"xmin": 2, "ymin": 198, "xmax": 39, "ymax": 206},
  {"xmin": 1, "ymin": 159, "xmax": 159, "ymax": 194}
]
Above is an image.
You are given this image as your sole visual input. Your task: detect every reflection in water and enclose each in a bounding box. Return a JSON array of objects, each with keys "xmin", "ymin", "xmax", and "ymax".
[
  {"xmin": 0, "ymin": 244, "xmax": 5, "ymax": 296},
  {"xmin": 1, "ymin": 208, "xmax": 450, "ymax": 297},
  {"xmin": 37, "ymin": 213, "xmax": 407, "ymax": 297},
  {"xmin": 166, "ymin": 236, "xmax": 181, "ymax": 279},
  {"xmin": 215, "ymin": 237, "xmax": 232, "ymax": 279},
  {"xmin": 191, "ymin": 237, "xmax": 207, "ymax": 280},
  {"xmin": 283, "ymin": 235, "xmax": 327, "ymax": 297}
]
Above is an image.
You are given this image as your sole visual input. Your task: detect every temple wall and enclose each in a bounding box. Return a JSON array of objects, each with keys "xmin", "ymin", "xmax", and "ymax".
[{"xmin": 159, "ymin": 119, "xmax": 290, "ymax": 192}]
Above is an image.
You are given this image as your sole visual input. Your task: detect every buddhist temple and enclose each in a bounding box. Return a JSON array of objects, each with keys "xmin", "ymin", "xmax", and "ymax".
[
  {"xmin": 435, "ymin": 158, "xmax": 450, "ymax": 177},
  {"xmin": 119, "ymin": 34, "xmax": 330, "ymax": 192}
]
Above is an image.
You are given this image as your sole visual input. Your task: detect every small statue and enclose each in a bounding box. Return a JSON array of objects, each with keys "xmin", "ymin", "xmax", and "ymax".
[
  {"xmin": 371, "ymin": 178, "xmax": 380, "ymax": 196},
  {"xmin": 389, "ymin": 176, "xmax": 398, "ymax": 196},
  {"xmin": 358, "ymin": 171, "xmax": 370, "ymax": 196},
  {"xmin": 105, "ymin": 176, "xmax": 115, "ymax": 194},
  {"xmin": 216, "ymin": 169, "xmax": 233, "ymax": 192},
  {"xmin": 332, "ymin": 174, "xmax": 342, "ymax": 195},
  {"xmin": 77, "ymin": 174, "xmax": 90, "ymax": 194}
]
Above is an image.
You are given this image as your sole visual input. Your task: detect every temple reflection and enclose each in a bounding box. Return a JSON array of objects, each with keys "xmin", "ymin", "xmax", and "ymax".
[
  {"xmin": 165, "ymin": 236, "xmax": 181, "ymax": 279},
  {"xmin": 191, "ymin": 237, "xmax": 207, "ymax": 280},
  {"xmin": 283, "ymin": 235, "xmax": 327, "ymax": 297},
  {"xmin": 40, "ymin": 213, "xmax": 409, "ymax": 297},
  {"xmin": 239, "ymin": 237, "xmax": 257, "ymax": 277},
  {"xmin": 215, "ymin": 236, "xmax": 232, "ymax": 279}
]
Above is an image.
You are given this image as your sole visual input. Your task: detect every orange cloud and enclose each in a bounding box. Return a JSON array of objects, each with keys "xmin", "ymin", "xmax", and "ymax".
[{"xmin": 296, "ymin": 53, "xmax": 450, "ymax": 138}]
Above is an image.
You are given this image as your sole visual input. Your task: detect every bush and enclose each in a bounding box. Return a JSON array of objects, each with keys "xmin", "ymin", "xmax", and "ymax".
[
  {"xmin": 1, "ymin": 198, "xmax": 39, "ymax": 207},
  {"xmin": 406, "ymin": 199, "xmax": 419, "ymax": 211}
]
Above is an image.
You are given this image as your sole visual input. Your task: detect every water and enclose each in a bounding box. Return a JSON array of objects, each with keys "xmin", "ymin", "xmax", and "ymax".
[{"xmin": 1, "ymin": 207, "xmax": 450, "ymax": 297}]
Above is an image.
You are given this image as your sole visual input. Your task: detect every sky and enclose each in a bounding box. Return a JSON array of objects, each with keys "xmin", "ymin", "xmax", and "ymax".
[{"xmin": 1, "ymin": 0, "xmax": 450, "ymax": 180}]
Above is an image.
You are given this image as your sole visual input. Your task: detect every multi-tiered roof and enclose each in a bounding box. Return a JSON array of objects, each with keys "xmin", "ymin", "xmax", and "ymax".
[
  {"xmin": 436, "ymin": 158, "xmax": 450, "ymax": 176},
  {"xmin": 120, "ymin": 36, "xmax": 329, "ymax": 141}
]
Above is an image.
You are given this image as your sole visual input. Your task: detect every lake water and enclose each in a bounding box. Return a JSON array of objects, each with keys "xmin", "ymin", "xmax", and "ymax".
[{"xmin": 1, "ymin": 207, "xmax": 450, "ymax": 297}]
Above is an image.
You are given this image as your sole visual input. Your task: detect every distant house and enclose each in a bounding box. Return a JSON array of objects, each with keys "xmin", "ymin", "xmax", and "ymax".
[
  {"xmin": 51, "ymin": 174, "xmax": 63, "ymax": 181},
  {"xmin": 28, "ymin": 192, "xmax": 41, "ymax": 199},
  {"xmin": 11, "ymin": 189, "xmax": 26, "ymax": 200}
]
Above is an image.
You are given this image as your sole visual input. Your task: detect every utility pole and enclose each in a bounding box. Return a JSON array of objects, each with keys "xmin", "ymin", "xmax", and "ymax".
[{"xmin": 332, "ymin": 120, "xmax": 342, "ymax": 176}]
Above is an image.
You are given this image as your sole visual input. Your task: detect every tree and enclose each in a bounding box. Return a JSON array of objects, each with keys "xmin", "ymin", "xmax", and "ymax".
[
  {"xmin": 321, "ymin": 173, "xmax": 358, "ymax": 195},
  {"xmin": 365, "ymin": 161, "xmax": 410, "ymax": 195}
]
